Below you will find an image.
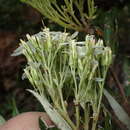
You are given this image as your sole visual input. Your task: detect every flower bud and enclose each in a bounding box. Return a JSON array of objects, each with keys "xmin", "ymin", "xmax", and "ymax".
[{"xmin": 101, "ymin": 47, "xmax": 112, "ymax": 66}]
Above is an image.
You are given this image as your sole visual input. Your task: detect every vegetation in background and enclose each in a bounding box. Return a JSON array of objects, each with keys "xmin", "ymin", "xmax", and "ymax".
[
  {"xmin": 0, "ymin": 0, "xmax": 130, "ymax": 130},
  {"xmin": 21, "ymin": 0, "xmax": 97, "ymax": 33}
]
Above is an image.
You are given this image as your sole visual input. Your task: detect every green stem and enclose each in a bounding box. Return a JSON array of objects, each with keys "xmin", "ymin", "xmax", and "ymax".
[
  {"xmin": 57, "ymin": 107, "xmax": 77, "ymax": 130},
  {"xmin": 84, "ymin": 105, "xmax": 89, "ymax": 130},
  {"xmin": 92, "ymin": 67, "xmax": 108, "ymax": 130},
  {"xmin": 97, "ymin": 67, "xmax": 107, "ymax": 113},
  {"xmin": 92, "ymin": 120, "xmax": 97, "ymax": 130},
  {"xmin": 59, "ymin": 88, "xmax": 67, "ymax": 113},
  {"xmin": 75, "ymin": 102, "xmax": 80, "ymax": 129}
]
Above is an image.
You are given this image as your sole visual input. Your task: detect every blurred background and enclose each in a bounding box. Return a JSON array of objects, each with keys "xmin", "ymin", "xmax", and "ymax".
[{"xmin": 0, "ymin": 0, "xmax": 130, "ymax": 129}]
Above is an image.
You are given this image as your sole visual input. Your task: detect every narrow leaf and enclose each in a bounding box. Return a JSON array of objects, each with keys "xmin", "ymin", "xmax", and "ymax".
[
  {"xmin": 28, "ymin": 89, "xmax": 72, "ymax": 130},
  {"xmin": 0, "ymin": 115, "xmax": 6, "ymax": 126},
  {"xmin": 104, "ymin": 89, "xmax": 130, "ymax": 130},
  {"xmin": 12, "ymin": 98, "xmax": 19, "ymax": 117}
]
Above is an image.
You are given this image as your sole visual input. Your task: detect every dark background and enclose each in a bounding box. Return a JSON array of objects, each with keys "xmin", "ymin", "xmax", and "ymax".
[{"xmin": 0, "ymin": 1, "xmax": 130, "ymax": 129}]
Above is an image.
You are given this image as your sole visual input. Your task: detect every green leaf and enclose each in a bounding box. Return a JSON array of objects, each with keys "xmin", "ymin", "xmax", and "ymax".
[
  {"xmin": 39, "ymin": 118, "xmax": 47, "ymax": 130},
  {"xmin": 12, "ymin": 98, "xmax": 19, "ymax": 117},
  {"xmin": 104, "ymin": 89, "xmax": 130, "ymax": 130},
  {"xmin": 0, "ymin": 115, "xmax": 6, "ymax": 126}
]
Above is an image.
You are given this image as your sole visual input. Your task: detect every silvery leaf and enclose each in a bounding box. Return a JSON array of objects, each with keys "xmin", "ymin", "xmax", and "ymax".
[
  {"xmin": 28, "ymin": 62, "xmax": 41, "ymax": 69},
  {"xmin": 70, "ymin": 32, "xmax": 78, "ymax": 39},
  {"xmin": 77, "ymin": 46, "xmax": 86, "ymax": 57},
  {"xmin": 104, "ymin": 89, "xmax": 130, "ymax": 130},
  {"xmin": 75, "ymin": 42, "xmax": 85, "ymax": 45},
  {"xmin": 28, "ymin": 90, "xmax": 72, "ymax": 130},
  {"xmin": 95, "ymin": 77, "xmax": 104, "ymax": 82},
  {"xmin": 11, "ymin": 46, "xmax": 23, "ymax": 56},
  {"xmin": 94, "ymin": 48, "xmax": 104, "ymax": 55},
  {"xmin": 92, "ymin": 46, "xmax": 104, "ymax": 49},
  {"xmin": 91, "ymin": 60, "xmax": 98, "ymax": 66},
  {"xmin": 22, "ymin": 73, "xmax": 27, "ymax": 80}
]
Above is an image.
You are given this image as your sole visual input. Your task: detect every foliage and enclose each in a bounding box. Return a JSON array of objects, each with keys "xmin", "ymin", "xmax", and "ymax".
[
  {"xmin": 13, "ymin": 28, "xmax": 112, "ymax": 130},
  {"xmin": 0, "ymin": 115, "xmax": 6, "ymax": 126},
  {"xmin": 21, "ymin": 0, "xmax": 97, "ymax": 32},
  {"xmin": 12, "ymin": 98, "xmax": 19, "ymax": 117},
  {"xmin": 0, "ymin": 97, "xmax": 19, "ymax": 120},
  {"xmin": 101, "ymin": 109, "xmax": 113, "ymax": 130},
  {"xmin": 104, "ymin": 89, "xmax": 130, "ymax": 130},
  {"xmin": 9, "ymin": 0, "xmax": 130, "ymax": 129},
  {"xmin": 103, "ymin": 8, "xmax": 119, "ymax": 53}
]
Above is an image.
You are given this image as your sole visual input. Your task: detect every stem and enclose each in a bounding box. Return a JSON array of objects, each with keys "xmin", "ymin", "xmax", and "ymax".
[
  {"xmin": 70, "ymin": 67, "xmax": 80, "ymax": 129},
  {"xmin": 59, "ymin": 88, "xmax": 68, "ymax": 113},
  {"xmin": 92, "ymin": 67, "xmax": 108, "ymax": 130},
  {"xmin": 75, "ymin": 102, "xmax": 80, "ymax": 129},
  {"xmin": 92, "ymin": 120, "xmax": 97, "ymax": 130},
  {"xmin": 58, "ymin": 107, "xmax": 77, "ymax": 130},
  {"xmin": 84, "ymin": 105, "xmax": 89, "ymax": 130}
]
